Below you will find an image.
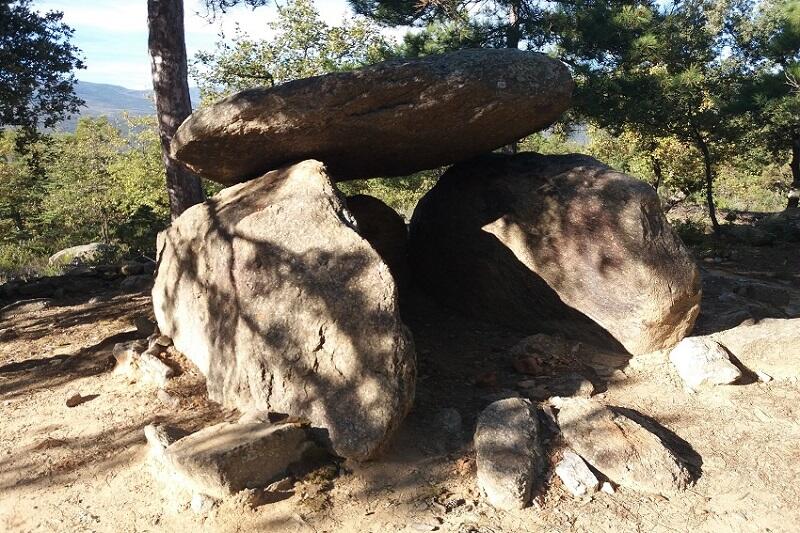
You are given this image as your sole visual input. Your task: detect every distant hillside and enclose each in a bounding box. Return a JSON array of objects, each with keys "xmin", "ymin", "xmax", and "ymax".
[{"xmin": 56, "ymin": 81, "xmax": 200, "ymax": 132}]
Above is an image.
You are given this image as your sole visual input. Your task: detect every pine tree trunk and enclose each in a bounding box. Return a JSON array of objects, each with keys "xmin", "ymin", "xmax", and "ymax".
[
  {"xmin": 788, "ymin": 128, "xmax": 799, "ymax": 209},
  {"xmin": 147, "ymin": 0, "xmax": 205, "ymax": 220},
  {"xmin": 696, "ymin": 135, "xmax": 720, "ymax": 232}
]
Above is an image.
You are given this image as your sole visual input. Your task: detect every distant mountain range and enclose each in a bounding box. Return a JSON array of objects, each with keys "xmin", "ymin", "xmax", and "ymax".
[{"xmin": 56, "ymin": 81, "xmax": 201, "ymax": 131}]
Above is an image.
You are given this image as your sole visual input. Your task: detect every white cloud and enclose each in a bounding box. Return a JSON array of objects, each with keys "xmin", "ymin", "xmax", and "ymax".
[{"xmin": 31, "ymin": 0, "xmax": 411, "ymax": 89}]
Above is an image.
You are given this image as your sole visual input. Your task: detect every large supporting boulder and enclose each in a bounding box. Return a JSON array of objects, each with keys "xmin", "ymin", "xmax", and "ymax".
[
  {"xmin": 346, "ymin": 194, "xmax": 410, "ymax": 292},
  {"xmin": 409, "ymin": 153, "xmax": 701, "ymax": 355},
  {"xmin": 152, "ymin": 160, "xmax": 416, "ymax": 460},
  {"xmin": 171, "ymin": 49, "xmax": 573, "ymax": 184}
]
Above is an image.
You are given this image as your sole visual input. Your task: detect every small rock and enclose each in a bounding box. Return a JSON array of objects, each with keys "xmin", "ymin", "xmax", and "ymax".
[
  {"xmin": 266, "ymin": 476, "xmax": 294, "ymax": 492},
  {"xmin": 65, "ymin": 390, "xmax": 82, "ymax": 407},
  {"xmin": 164, "ymin": 421, "xmax": 312, "ymax": 499},
  {"xmin": 555, "ymin": 450, "xmax": 599, "ymax": 497},
  {"xmin": 120, "ymin": 262, "xmax": 144, "ymax": 276},
  {"xmin": 410, "ymin": 522, "xmax": 439, "ymax": 532},
  {"xmin": 134, "ymin": 316, "xmax": 156, "ymax": 336},
  {"xmin": 756, "ymin": 370, "xmax": 773, "ymax": 383},
  {"xmin": 157, "ymin": 389, "xmax": 180, "ymax": 409},
  {"xmin": 518, "ymin": 373, "xmax": 594, "ymax": 401},
  {"xmin": 474, "ymin": 398, "xmax": 541, "ymax": 510},
  {"xmin": 138, "ymin": 347, "xmax": 175, "ymax": 387},
  {"xmin": 601, "ymin": 481, "xmax": 615, "ymax": 494},
  {"xmin": 144, "ymin": 423, "xmax": 189, "ymax": 459},
  {"xmin": 237, "ymin": 409, "xmax": 271, "ymax": 425},
  {"xmin": 669, "ymin": 337, "xmax": 742, "ymax": 388},
  {"xmin": 553, "ymin": 397, "xmax": 690, "ymax": 494},
  {"xmin": 121, "ymin": 275, "xmax": 154, "ymax": 293},
  {"xmin": 113, "ymin": 340, "xmax": 147, "ymax": 369},
  {"xmin": 154, "ymin": 335, "xmax": 172, "ymax": 347},
  {"xmin": 190, "ymin": 493, "xmax": 219, "ymax": 514}
]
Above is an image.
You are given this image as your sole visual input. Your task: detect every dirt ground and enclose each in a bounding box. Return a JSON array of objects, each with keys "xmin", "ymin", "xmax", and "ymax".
[{"xmin": 1, "ymin": 240, "xmax": 799, "ymax": 533}]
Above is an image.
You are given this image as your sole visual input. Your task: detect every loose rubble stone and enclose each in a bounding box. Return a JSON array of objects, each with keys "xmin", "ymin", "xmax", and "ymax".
[
  {"xmin": 733, "ymin": 281, "xmax": 791, "ymax": 308},
  {"xmin": 65, "ymin": 390, "xmax": 82, "ymax": 407},
  {"xmin": 139, "ymin": 347, "xmax": 175, "ymax": 387},
  {"xmin": 409, "ymin": 153, "xmax": 701, "ymax": 355},
  {"xmin": 164, "ymin": 421, "xmax": 311, "ymax": 499},
  {"xmin": 120, "ymin": 262, "xmax": 144, "ymax": 276},
  {"xmin": 133, "ymin": 315, "xmax": 156, "ymax": 336},
  {"xmin": 669, "ymin": 337, "xmax": 742, "ymax": 388},
  {"xmin": 113, "ymin": 340, "xmax": 147, "ymax": 373},
  {"xmin": 601, "ymin": 482, "xmax": 615, "ymax": 494},
  {"xmin": 555, "ymin": 450, "xmax": 600, "ymax": 497},
  {"xmin": 518, "ymin": 373, "xmax": 594, "ymax": 401},
  {"xmin": 238, "ymin": 409, "xmax": 271, "ymax": 425},
  {"xmin": 1, "ymin": 298, "xmax": 53, "ymax": 318},
  {"xmin": 121, "ymin": 275, "xmax": 154, "ymax": 293},
  {"xmin": 553, "ymin": 398, "xmax": 690, "ymax": 494},
  {"xmin": 190, "ymin": 493, "xmax": 219, "ymax": 514},
  {"xmin": 157, "ymin": 389, "xmax": 180, "ymax": 409},
  {"xmin": 152, "ymin": 160, "xmax": 415, "ymax": 460},
  {"xmin": 153, "ymin": 335, "xmax": 172, "ymax": 348},
  {"xmin": 265, "ymin": 476, "xmax": 294, "ymax": 492},
  {"xmin": 474, "ymin": 398, "xmax": 541, "ymax": 510},
  {"xmin": 172, "ymin": 49, "xmax": 573, "ymax": 184},
  {"xmin": 144, "ymin": 423, "xmax": 189, "ymax": 460}
]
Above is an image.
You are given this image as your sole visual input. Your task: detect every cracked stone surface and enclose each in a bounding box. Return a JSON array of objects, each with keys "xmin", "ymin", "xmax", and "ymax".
[
  {"xmin": 152, "ymin": 160, "xmax": 416, "ymax": 460},
  {"xmin": 171, "ymin": 49, "xmax": 573, "ymax": 184}
]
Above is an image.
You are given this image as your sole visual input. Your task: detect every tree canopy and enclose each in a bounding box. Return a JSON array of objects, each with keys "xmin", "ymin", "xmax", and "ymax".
[{"xmin": 0, "ymin": 0, "xmax": 84, "ymax": 135}]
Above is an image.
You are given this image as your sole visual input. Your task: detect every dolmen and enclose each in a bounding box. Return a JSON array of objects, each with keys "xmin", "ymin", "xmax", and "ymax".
[{"xmin": 153, "ymin": 48, "xmax": 700, "ymax": 460}]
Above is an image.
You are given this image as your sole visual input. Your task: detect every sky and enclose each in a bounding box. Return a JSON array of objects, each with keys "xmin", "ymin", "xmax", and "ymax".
[{"xmin": 32, "ymin": 0, "xmax": 360, "ymax": 90}]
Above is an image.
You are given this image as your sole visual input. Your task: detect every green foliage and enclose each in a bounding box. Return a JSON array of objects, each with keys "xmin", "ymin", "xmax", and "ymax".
[
  {"xmin": 337, "ymin": 171, "xmax": 440, "ymax": 219},
  {"xmin": 0, "ymin": 117, "xmax": 169, "ymax": 277},
  {"xmin": 0, "ymin": 0, "xmax": 84, "ymax": 135},
  {"xmin": 192, "ymin": 0, "xmax": 396, "ymax": 103}
]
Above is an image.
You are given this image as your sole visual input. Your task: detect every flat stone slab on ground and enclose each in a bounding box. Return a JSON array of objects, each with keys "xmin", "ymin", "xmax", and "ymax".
[
  {"xmin": 553, "ymin": 397, "xmax": 690, "ymax": 494},
  {"xmin": 474, "ymin": 398, "xmax": 541, "ymax": 510},
  {"xmin": 164, "ymin": 421, "xmax": 310, "ymax": 499},
  {"xmin": 171, "ymin": 49, "xmax": 572, "ymax": 184}
]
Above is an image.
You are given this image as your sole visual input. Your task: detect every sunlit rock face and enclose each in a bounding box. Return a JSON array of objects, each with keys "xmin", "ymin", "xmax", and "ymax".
[{"xmin": 152, "ymin": 160, "xmax": 416, "ymax": 460}]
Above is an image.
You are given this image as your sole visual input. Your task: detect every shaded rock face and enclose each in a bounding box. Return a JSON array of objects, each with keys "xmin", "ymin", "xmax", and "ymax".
[
  {"xmin": 409, "ymin": 153, "xmax": 701, "ymax": 355},
  {"xmin": 346, "ymin": 194, "xmax": 410, "ymax": 291},
  {"xmin": 152, "ymin": 160, "xmax": 416, "ymax": 460},
  {"xmin": 171, "ymin": 49, "xmax": 573, "ymax": 184}
]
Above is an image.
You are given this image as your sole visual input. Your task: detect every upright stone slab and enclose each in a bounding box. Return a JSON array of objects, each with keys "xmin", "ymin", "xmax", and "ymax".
[
  {"xmin": 171, "ymin": 49, "xmax": 573, "ymax": 184},
  {"xmin": 409, "ymin": 153, "xmax": 701, "ymax": 355},
  {"xmin": 474, "ymin": 398, "xmax": 541, "ymax": 510},
  {"xmin": 152, "ymin": 160, "xmax": 416, "ymax": 460}
]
